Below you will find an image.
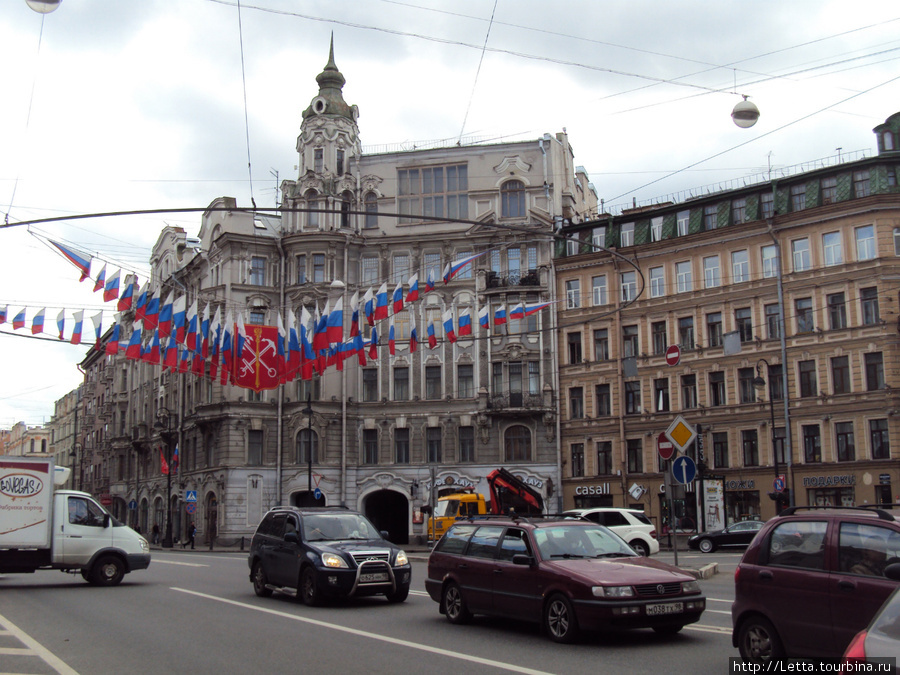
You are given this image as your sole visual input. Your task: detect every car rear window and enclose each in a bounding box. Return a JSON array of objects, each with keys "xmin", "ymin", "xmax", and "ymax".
[
  {"xmin": 631, "ymin": 513, "xmax": 653, "ymax": 526},
  {"xmin": 436, "ymin": 524, "xmax": 477, "ymax": 554},
  {"xmin": 767, "ymin": 521, "xmax": 827, "ymax": 570}
]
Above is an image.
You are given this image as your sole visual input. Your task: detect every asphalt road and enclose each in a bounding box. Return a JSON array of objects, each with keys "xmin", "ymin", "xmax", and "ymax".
[{"xmin": 0, "ymin": 550, "xmax": 742, "ymax": 675}]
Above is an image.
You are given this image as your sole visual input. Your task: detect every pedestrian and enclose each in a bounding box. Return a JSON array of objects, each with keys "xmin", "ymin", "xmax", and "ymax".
[
  {"xmin": 187, "ymin": 521, "xmax": 196, "ymax": 550},
  {"xmin": 151, "ymin": 523, "xmax": 160, "ymax": 545}
]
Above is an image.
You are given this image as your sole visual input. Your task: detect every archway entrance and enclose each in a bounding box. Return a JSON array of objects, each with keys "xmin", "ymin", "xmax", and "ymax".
[
  {"xmin": 291, "ymin": 490, "xmax": 326, "ymax": 507},
  {"xmin": 363, "ymin": 490, "xmax": 409, "ymax": 545}
]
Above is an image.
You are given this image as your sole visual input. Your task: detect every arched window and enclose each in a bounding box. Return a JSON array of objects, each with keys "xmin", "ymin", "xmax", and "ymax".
[
  {"xmin": 340, "ymin": 191, "xmax": 353, "ymax": 229},
  {"xmin": 504, "ymin": 425, "xmax": 531, "ymax": 462},
  {"xmin": 305, "ymin": 190, "xmax": 319, "ymax": 229},
  {"xmin": 884, "ymin": 132, "xmax": 895, "ymax": 152},
  {"xmin": 501, "ymin": 180, "xmax": 526, "ymax": 218},
  {"xmin": 297, "ymin": 429, "xmax": 318, "ymax": 464},
  {"xmin": 364, "ymin": 192, "xmax": 378, "ymax": 229}
]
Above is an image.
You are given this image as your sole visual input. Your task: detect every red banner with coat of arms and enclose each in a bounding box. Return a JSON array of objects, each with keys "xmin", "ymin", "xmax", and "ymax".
[{"xmin": 233, "ymin": 324, "xmax": 281, "ymax": 392}]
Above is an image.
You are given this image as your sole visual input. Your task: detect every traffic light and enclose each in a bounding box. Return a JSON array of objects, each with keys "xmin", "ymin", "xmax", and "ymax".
[{"xmin": 767, "ymin": 489, "xmax": 790, "ymax": 505}]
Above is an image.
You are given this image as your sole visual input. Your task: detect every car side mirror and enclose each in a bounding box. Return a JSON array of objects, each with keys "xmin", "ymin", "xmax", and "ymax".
[
  {"xmin": 512, "ymin": 554, "xmax": 534, "ymax": 567},
  {"xmin": 884, "ymin": 562, "xmax": 900, "ymax": 581},
  {"xmin": 103, "ymin": 513, "xmax": 110, "ymax": 528},
  {"xmin": 284, "ymin": 531, "xmax": 299, "ymax": 544},
  {"xmin": 380, "ymin": 530, "xmax": 391, "ymax": 541}
]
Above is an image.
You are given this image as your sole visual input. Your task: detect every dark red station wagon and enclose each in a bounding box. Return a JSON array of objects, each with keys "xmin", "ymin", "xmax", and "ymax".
[{"xmin": 425, "ymin": 516, "xmax": 705, "ymax": 643}]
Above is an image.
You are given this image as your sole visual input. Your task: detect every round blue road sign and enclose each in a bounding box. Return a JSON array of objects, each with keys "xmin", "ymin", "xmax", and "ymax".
[{"xmin": 671, "ymin": 456, "xmax": 697, "ymax": 485}]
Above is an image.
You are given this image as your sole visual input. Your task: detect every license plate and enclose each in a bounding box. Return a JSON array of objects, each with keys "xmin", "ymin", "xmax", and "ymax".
[
  {"xmin": 359, "ymin": 572, "xmax": 389, "ymax": 583},
  {"xmin": 646, "ymin": 602, "xmax": 683, "ymax": 616}
]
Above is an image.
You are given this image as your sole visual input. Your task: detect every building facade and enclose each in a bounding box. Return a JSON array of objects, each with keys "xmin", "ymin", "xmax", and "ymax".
[
  {"xmin": 556, "ymin": 112, "xmax": 900, "ymax": 533},
  {"xmin": 73, "ymin": 42, "xmax": 596, "ymax": 545}
]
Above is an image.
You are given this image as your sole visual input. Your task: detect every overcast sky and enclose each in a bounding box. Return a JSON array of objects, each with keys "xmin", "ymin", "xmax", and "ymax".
[{"xmin": 1, "ymin": 0, "xmax": 898, "ymax": 427}]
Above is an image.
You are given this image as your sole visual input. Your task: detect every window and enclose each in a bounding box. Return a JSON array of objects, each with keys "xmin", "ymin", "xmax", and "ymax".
[
  {"xmin": 398, "ymin": 164, "xmax": 468, "ymax": 222},
  {"xmin": 884, "ymin": 132, "xmax": 896, "ymax": 151},
  {"xmin": 567, "ymin": 332, "xmax": 583, "ymax": 364},
  {"xmin": 678, "ymin": 316, "xmax": 694, "ymax": 350},
  {"xmin": 364, "ymin": 192, "xmax": 378, "ymax": 229},
  {"xmin": 803, "ymin": 425, "xmax": 822, "ymax": 463},
  {"xmin": 822, "ymin": 176, "xmax": 837, "ymax": 204},
  {"xmin": 703, "ymin": 205, "xmax": 717, "ymax": 230},
  {"xmin": 795, "ymin": 297, "xmax": 814, "ymax": 333},
  {"xmin": 896, "ymin": 228, "xmax": 900, "ymax": 256},
  {"xmin": 761, "ymin": 191, "xmax": 774, "ymax": 220},
  {"xmin": 566, "ymin": 236, "xmax": 580, "ymax": 256},
  {"xmin": 703, "ymin": 256, "xmax": 721, "ymax": 288},
  {"xmin": 340, "ymin": 191, "xmax": 352, "ymax": 229},
  {"xmin": 571, "ymin": 443, "xmax": 585, "ymax": 477},
  {"xmin": 768, "ymin": 363, "xmax": 784, "ymax": 401},
  {"xmin": 654, "ymin": 378, "xmax": 670, "ymax": 412},
  {"xmin": 649, "ymin": 266, "xmax": 665, "ymax": 298},
  {"xmin": 454, "ymin": 250, "xmax": 473, "ymax": 280},
  {"xmin": 314, "ymin": 148, "xmax": 323, "ymax": 173},
  {"xmin": 865, "ymin": 352, "xmax": 885, "ymax": 391},
  {"xmin": 827, "ymin": 293, "xmax": 846, "ymax": 330},
  {"xmin": 591, "ymin": 227, "xmax": 607, "ymax": 249},
  {"xmin": 790, "ymin": 184, "xmax": 806, "ymax": 211},
  {"xmin": 861, "ymin": 287, "xmax": 880, "ymax": 325},
  {"xmin": 592, "ymin": 275, "xmax": 608, "ymax": 305},
  {"xmin": 248, "ymin": 429, "xmax": 263, "ymax": 466},
  {"xmin": 501, "ymin": 180, "xmax": 525, "ymax": 218},
  {"xmin": 297, "ymin": 429, "xmax": 317, "ymax": 463},
  {"xmin": 393, "ymin": 367, "xmax": 409, "ymax": 401},
  {"xmin": 832, "ymin": 356, "xmax": 850, "ymax": 395},
  {"xmin": 627, "ymin": 439, "xmax": 643, "ymax": 473},
  {"xmin": 569, "ymin": 387, "xmax": 584, "ymax": 419},
  {"xmin": 761, "ymin": 244, "xmax": 778, "ymax": 279},
  {"xmin": 306, "ymin": 190, "xmax": 320, "ymax": 228},
  {"xmin": 823, "ymin": 231, "xmax": 843, "ymax": 266},
  {"xmin": 361, "ymin": 256, "xmax": 379, "ymax": 285},
  {"xmin": 363, "ymin": 368, "xmax": 378, "ymax": 402},
  {"xmin": 792, "ymin": 238, "xmax": 811, "ymax": 272},
  {"xmin": 836, "ymin": 422, "xmax": 855, "ymax": 462},
  {"xmin": 707, "ymin": 312, "xmax": 723, "ymax": 347},
  {"xmin": 296, "ymin": 254, "xmax": 307, "ymax": 284},
  {"xmin": 596, "ymin": 442, "xmax": 613, "ymax": 475},
  {"xmin": 565, "ymin": 279, "xmax": 580, "ymax": 309},
  {"xmin": 709, "ymin": 371, "xmax": 726, "ymax": 406},
  {"xmin": 427, "ymin": 427, "xmax": 442, "ymax": 463},
  {"xmin": 871, "ymin": 419, "xmax": 890, "ymax": 460},
  {"xmin": 623, "ymin": 325, "xmax": 638, "ymax": 357},
  {"xmin": 250, "ymin": 256, "xmax": 266, "ymax": 286},
  {"xmin": 595, "ymin": 384, "xmax": 611, "ymax": 416},
  {"xmin": 681, "ymin": 374, "xmax": 697, "ymax": 409},
  {"xmin": 625, "ymin": 381, "xmax": 641, "ymax": 414},
  {"xmin": 856, "ymin": 225, "xmax": 875, "ymax": 261},
  {"xmin": 425, "ymin": 252, "xmax": 441, "ymax": 282},
  {"xmin": 652, "ymin": 321, "xmax": 667, "ymax": 355},
  {"xmin": 765, "ymin": 303, "xmax": 782, "ymax": 340},
  {"xmin": 739, "ymin": 367, "xmax": 756, "ymax": 403},
  {"xmin": 676, "ymin": 261, "xmax": 692, "ymax": 293},
  {"xmin": 312, "ymin": 254, "xmax": 326, "ymax": 282},
  {"xmin": 250, "ymin": 308, "xmax": 266, "ymax": 324},
  {"xmin": 676, "ymin": 210, "xmax": 690, "ymax": 236},
  {"xmin": 731, "ymin": 250, "xmax": 749, "ymax": 284},
  {"xmin": 742, "ymin": 429, "xmax": 759, "ymax": 466},
  {"xmin": 395, "ymin": 428, "xmax": 410, "ymax": 464},
  {"xmin": 621, "ymin": 271, "xmax": 637, "ymax": 302},
  {"xmin": 593, "ymin": 329, "xmax": 609, "ymax": 361},
  {"xmin": 732, "ymin": 198, "xmax": 747, "ymax": 224},
  {"xmin": 853, "ymin": 170, "xmax": 871, "ymax": 198},
  {"xmin": 620, "ymin": 222, "xmax": 634, "ymax": 247},
  {"xmin": 459, "ymin": 427, "xmax": 475, "ymax": 463},
  {"xmin": 505, "ymin": 426, "xmax": 530, "ymax": 462},
  {"xmin": 650, "ymin": 216, "xmax": 663, "ymax": 242},
  {"xmin": 736, "ymin": 307, "xmax": 753, "ymax": 342},
  {"xmin": 425, "ymin": 366, "xmax": 442, "ymax": 400},
  {"xmin": 458, "ymin": 364, "xmax": 474, "ymax": 398},
  {"xmin": 799, "ymin": 360, "xmax": 818, "ymax": 398},
  {"xmin": 713, "ymin": 432, "xmax": 729, "ymax": 469}
]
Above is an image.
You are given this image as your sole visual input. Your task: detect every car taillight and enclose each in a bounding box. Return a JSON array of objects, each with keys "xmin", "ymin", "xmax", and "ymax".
[
  {"xmin": 650, "ymin": 530, "xmax": 657, "ymax": 539},
  {"xmin": 734, "ymin": 565, "xmax": 741, "ymax": 583},
  {"xmin": 843, "ymin": 630, "xmax": 867, "ymax": 660}
]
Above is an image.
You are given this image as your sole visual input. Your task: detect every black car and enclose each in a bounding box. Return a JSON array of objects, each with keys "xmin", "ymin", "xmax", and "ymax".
[
  {"xmin": 688, "ymin": 520, "xmax": 764, "ymax": 553},
  {"xmin": 248, "ymin": 506, "xmax": 411, "ymax": 604}
]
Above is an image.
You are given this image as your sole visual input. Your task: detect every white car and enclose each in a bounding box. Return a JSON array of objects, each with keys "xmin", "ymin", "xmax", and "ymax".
[{"xmin": 562, "ymin": 507, "xmax": 660, "ymax": 556}]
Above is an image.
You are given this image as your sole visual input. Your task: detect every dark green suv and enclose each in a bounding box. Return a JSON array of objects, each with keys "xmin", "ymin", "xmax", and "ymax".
[{"xmin": 248, "ymin": 506, "xmax": 411, "ymax": 604}]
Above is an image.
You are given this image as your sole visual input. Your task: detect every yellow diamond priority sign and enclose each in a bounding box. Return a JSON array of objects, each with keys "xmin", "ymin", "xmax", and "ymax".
[{"xmin": 665, "ymin": 415, "xmax": 697, "ymax": 454}]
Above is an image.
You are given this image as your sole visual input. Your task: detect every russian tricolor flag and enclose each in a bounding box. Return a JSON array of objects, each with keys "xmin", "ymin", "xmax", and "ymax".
[
  {"xmin": 49, "ymin": 239, "xmax": 92, "ymax": 281},
  {"xmin": 31, "ymin": 308, "xmax": 45, "ymax": 335},
  {"xmin": 287, "ymin": 307, "xmax": 301, "ymax": 380},
  {"xmin": 313, "ymin": 301, "xmax": 329, "ymax": 352},
  {"xmin": 409, "ymin": 313, "xmax": 418, "ymax": 353},
  {"xmin": 425, "ymin": 268, "xmax": 436, "ymax": 292},
  {"xmin": 134, "ymin": 283, "xmax": 148, "ymax": 321},
  {"xmin": 0, "ymin": 306, "xmax": 7, "ymax": 324},
  {"xmin": 173, "ymin": 295, "xmax": 187, "ymax": 345},
  {"xmin": 13, "ymin": 308, "xmax": 26, "ymax": 330},
  {"xmin": 276, "ymin": 313, "xmax": 287, "ymax": 381},
  {"xmin": 442, "ymin": 310, "xmax": 457, "ymax": 343},
  {"xmin": 509, "ymin": 303, "xmax": 525, "ymax": 321},
  {"xmin": 71, "ymin": 310, "xmax": 84, "ymax": 345},
  {"xmin": 126, "ymin": 321, "xmax": 142, "ymax": 359},
  {"xmin": 458, "ymin": 307, "xmax": 472, "ymax": 337},
  {"xmin": 427, "ymin": 321, "xmax": 437, "ymax": 349},
  {"xmin": 220, "ymin": 310, "xmax": 233, "ymax": 384},
  {"xmin": 493, "ymin": 304, "xmax": 507, "ymax": 326},
  {"xmin": 374, "ymin": 283, "xmax": 389, "ymax": 320},
  {"xmin": 363, "ymin": 287, "xmax": 375, "ymax": 326},
  {"xmin": 185, "ymin": 300, "xmax": 198, "ymax": 350},
  {"xmin": 443, "ymin": 251, "xmax": 487, "ymax": 284},
  {"xmin": 57, "ymin": 310, "xmax": 65, "ymax": 340},
  {"xmin": 523, "ymin": 300, "xmax": 553, "ymax": 316},
  {"xmin": 406, "ymin": 273, "xmax": 419, "ymax": 303},
  {"xmin": 90, "ymin": 312, "xmax": 103, "ymax": 349},
  {"xmin": 388, "ymin": 317, "xmax": 396, "ymax": 356},
  {"xmin": 93, "ymin": 265, "xmax": 106, "ymax": 293},
  {"xmin": 349, "ymin": 291, "xmax": 360, "ymax": 338},
  {"xmin": 368, "ymin": 325, "xmax": 379, "ymax": 360},
  {"xmin": 157, "ymin": 292, "xmax": 173, "ymax": 338},
  {"xmin": 148, "ymin": 328, "xmax": 161, "ymax": 365},
  {"xmin": 478, "ymin": 305, "xmax": 490, "ymax": 330},
  {"xmin": 326, "ymin": 296, "xmax": 344, "ymax": 345},
  {"xmin": 117, "ymin": 274, "xmax": 135, "ymax": 311},
  {"xmin": 103, "ymin": 269, "xmax": 121, "ymax": 303},
  {"xmin": 392, "ymin": 282, "xmax": 404, "ymax": 315}
]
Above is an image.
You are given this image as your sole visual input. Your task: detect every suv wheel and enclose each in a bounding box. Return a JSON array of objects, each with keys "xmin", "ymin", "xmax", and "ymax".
[
  {"xmin": 698, "ymin": 538, "xmax": 715, "ymax": 553},
  {"xmin": 629, "ymin": 540, "xmax": 650, "ymax": 556},
  {"xmin": 442, "ymin": 582, "xmax": 472, "ymax": 624},
  {"xmin": 252, "ymin": 562, "xmax": 272, "ymax": 598},
  {"xmin": 544, "ymin": 594, "xmax": 579, "ymax": 643},
  {"xmin": 300, "ymin": 567, "xmax": 320, "ymax": 606},
  {"xmin": 386, "ymin": 587, "xmax": 409, "ymax": 603},
  {"xmin": 738, "ymin": 616, "xmax": 784, "ymax": 663}
]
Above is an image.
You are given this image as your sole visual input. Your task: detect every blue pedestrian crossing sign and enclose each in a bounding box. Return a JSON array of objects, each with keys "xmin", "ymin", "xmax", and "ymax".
[
  {"xmin": 671, "ymin": 456, "xmax": 697, "ymax": 485},
  {"xmin": 185, "ymin": 490, "xmax": 198, "ymax": 502}
]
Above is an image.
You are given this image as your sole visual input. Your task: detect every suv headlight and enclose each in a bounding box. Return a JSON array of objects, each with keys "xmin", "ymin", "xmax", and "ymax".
[
  {"xmin": 593, "ymin": 585, "xmax": 634, "ymax": 598},
  {"xmin": 395, "ymin": 550, "xmax": 409, "ymax": 566},
  {"xmin": 682, "ymin": 580, "xmax": 700, "ymax": 593},
  {"xmin": 321, "ymin": 553, "xmax": 348, "ymax": 568}
]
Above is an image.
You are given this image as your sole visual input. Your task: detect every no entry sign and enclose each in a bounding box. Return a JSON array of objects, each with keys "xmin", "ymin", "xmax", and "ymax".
[
  {"xmin": 665, "ymin": 344, "xmax": 681, "ymax": 366},
  {"xmin": 657, "ymin": 432, "xmax": 675, "ymax": 461}
]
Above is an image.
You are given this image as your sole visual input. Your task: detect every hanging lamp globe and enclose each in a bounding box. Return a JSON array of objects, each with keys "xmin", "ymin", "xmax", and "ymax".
[
  {"xmin": 732, "ymin": 96, "xmax": 760, "ymax": 128},
  {"xmin": 26, "ymin": 0, "xmax": 61, "ymax": 12}
]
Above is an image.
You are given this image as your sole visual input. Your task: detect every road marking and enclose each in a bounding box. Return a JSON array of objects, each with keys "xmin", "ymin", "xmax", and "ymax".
[
  {"xmin": 151, "ymin": 559, "xmax": 209, "ymax": 567},
  {"xmin": 0, "ymin": 611, "xmax": 78, "ymax": 675},
  {"xmin": 409, "ymin": 589, "xmax": 429, "ymax": 597},
  {"xmin": 705, "ymin": 609, "xmax": 731, "ymax": 615},
  {"xmin": 172, "ymin": 587, "xmax": 555, "ymax": 675},
  {"xmin": 685, "ymin": 624, "xmax": 732, "ymax": 635},
  {"xmin": 706, "ymin": 598, "xmax": 732, "ymax": 603}
]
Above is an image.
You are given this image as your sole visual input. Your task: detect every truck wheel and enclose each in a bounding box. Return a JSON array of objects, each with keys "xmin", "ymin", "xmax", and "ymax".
[
  {"xmin": 90, "ymin": 556, "xmax": 125, "ymax": 586},
  {"xmin": 252, "ymin": 562, "xmax": 272, "ymax": 598}
]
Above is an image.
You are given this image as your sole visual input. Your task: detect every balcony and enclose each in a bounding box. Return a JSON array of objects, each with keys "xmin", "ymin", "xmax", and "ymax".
[
  {"xmin": 485, "ymin": 270, "xmax": 541, "ymax": 290},
  {"xmin": 486, "ymin": 392, "xmax": 548, "ymax": 415}
]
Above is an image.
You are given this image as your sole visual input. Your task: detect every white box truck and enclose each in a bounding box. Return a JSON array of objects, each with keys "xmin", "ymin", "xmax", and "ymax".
[{"xmin": 0, "ymin": 456, "xmax": 150, "ymax": 586}]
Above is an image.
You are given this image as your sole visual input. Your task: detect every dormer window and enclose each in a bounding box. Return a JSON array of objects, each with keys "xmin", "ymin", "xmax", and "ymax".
[
  {"xmin": 314, "ymin": 148, "xmax": 324, "ymax": 173},
  {"xmin": 501, "ymin": 180, "xmax": 525, "ymax": 218},
  {"xmin": 884, "ymin": 132, "xmax": 895, "ymax": 152}
]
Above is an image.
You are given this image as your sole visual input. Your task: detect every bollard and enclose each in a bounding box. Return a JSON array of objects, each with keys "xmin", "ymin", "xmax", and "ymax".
[{"xmin": 240, "ymin": 536, "xmax": 245, "ymax": 551}]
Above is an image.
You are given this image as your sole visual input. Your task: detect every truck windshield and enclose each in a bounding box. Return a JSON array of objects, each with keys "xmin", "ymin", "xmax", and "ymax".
[{"xmin": 433, "ymin": 500, "xmax": 459, "ymax": 518}]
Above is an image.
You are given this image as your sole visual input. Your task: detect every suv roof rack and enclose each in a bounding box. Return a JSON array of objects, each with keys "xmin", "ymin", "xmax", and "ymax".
[{"xmin": 779, "ymin": 505, "xmax": 895, "ymax": 521}]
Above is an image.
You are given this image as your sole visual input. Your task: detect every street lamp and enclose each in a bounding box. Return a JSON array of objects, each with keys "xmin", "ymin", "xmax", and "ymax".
[
  {"xmin": 753, "ymin": 359, "xmax": 787, "ymax": 513},
  {"xmin": 154, "ymin": 407, "xmax": 177, "ymax": 548},
  {"xmin": 302, "ymin": 393, "xmax": 314, "ymax": 506}
]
